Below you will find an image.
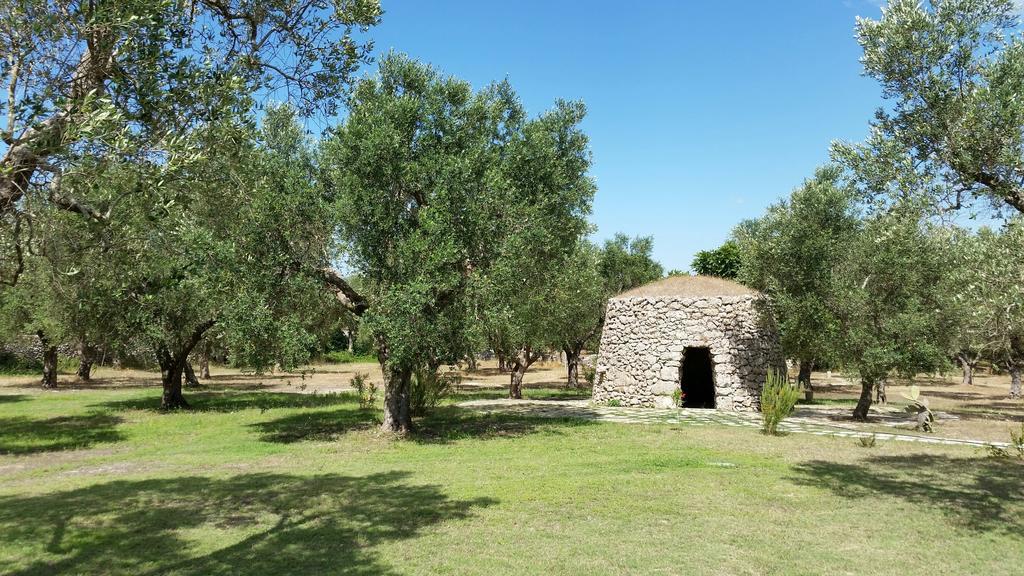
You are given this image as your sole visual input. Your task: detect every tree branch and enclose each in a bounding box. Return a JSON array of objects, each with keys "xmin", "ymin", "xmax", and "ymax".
[{"xmin": 316, "ymin": 267, "xmax": 369, "ymax": 315}]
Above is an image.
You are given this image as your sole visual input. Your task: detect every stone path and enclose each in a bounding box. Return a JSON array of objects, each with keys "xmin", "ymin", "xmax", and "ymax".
[{"xmin": 457, "ymin": 399, "xmax": 1010, "ymax": 448}]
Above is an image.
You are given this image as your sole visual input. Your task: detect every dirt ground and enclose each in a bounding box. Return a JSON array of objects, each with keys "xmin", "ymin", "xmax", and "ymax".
[
  {"xmin": 0, "ymin": 359, "xmax": 571, "ymax": 395},
  {"xmin": 1, "ymin": 360, "xmax": 1021, "ymax": 442},
  {"xmin": 807, "ymin": 370, "xmax": 1024, "ymax": 443}
]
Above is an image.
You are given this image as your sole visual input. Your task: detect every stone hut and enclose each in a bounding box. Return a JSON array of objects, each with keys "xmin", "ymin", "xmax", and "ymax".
[{"xmin": 594, "ymin": 275, "xmax": 783, "ymax": 411}]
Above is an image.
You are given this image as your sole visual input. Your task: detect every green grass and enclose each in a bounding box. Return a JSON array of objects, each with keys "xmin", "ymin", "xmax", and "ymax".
[{"xmin": 0, "ymin": 386, "xmax": 1022, "ymax": 575}]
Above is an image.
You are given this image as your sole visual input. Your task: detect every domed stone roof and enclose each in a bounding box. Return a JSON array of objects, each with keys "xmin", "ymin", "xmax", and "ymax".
[{"xmin": 612, "ymin": 275, "xmax": 756, "ymax": 299}]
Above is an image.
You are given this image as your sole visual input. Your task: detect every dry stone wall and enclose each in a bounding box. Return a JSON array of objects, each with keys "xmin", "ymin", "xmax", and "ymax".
[{"xmin": 594, "ymin": 294, "xmax": 783, "ymax": 411}]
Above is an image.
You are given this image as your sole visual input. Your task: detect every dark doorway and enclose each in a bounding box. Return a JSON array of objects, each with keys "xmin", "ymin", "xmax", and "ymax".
[{"xmin": 680, "ymin": 347, "xmax": 716, "ymax": 408}]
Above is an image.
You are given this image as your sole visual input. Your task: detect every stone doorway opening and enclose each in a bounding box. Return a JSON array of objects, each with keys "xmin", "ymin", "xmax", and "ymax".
[{"xmin": 680, "ymin": 347, "xmax": 716, "ymax": 408}]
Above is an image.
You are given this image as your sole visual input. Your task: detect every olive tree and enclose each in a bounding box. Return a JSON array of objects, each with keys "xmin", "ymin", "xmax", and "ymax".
[
  {"xmin": 940, "ymin": 228, "xmax": 992, "ymax": 385},
  {"xmin": 836, "ymin": 0, "xmax": 1024, "ymax": 216},
  {"xmin": 835, "ymin": 208, "xmax": 952, "ymax": 420},
  {"xmin": 735, "ymin": 166, "xmax": 859, "ymax": 398},
  {"xmin": 545, "ymin": 235, "xmax": 663, "ymax": 388},
  {"xmin": 32, "ymin": 107, "xmax": 343, "ymax": 408},
  {"xmin": 949, "ymin": 222, "xmax": 1024, "ymax": 397},
  {"xmin": 691, "ymin": 240, "xmax": 741, "ymax": 279},
  {"xmin": 1, "ymin": 0, "xmax": 381, "ymax": 285},
  {"xmin": 323, "ymin": 54, "xmax": 594, "ymax": 430}
]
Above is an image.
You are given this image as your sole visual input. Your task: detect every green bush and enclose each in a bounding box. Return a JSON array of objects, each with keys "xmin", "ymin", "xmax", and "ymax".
[
  {"xmin": 0, "ymin": 352, "xmax": 79, "ymax": 375},
  {"xmin": 581, "ymin": 364, "xmax": 597, "ymax": 388},
  {"xmin": 410, "ymin": 367, "xmax": 459, "ymax": 416},
  {"xmin": 351, "ymin": 372, "xmax": 376, "ymax": 410},
  {"xmin": 671, "ymin": 388, "xmax": 682, "ymax": 407},
  {"xmin": 760, "ymin": 369, "xmax": 799, "ymax": 435},
  {"xmin": 989, "ymin": 423, "xmax": 1024, "ymax": 459}
]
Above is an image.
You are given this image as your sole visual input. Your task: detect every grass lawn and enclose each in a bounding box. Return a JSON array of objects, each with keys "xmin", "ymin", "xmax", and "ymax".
[{"xmin": 1, "ymin": 384, "xmax": 1022, "ymax": 575}]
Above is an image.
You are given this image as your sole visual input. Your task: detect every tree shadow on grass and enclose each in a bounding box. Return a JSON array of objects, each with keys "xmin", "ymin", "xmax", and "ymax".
[
  {"xmin": 0, "ymin": 394, "xmax": 27, "ymax": 403},
  {"xmin": 251, "ymin": 405, "xmax": 597, "ymax": 446},
  {"xmin": 251, "ymin": 408, "xmax": 380, "ymax": 443},
  {"xmin": 411, "ymin": 406, "xmax": 597, "ymax": 445},
  {"xmin": 99, "ymin": 391, "xmax": 359, "ymax": 414},
  {"xmin": 789, "ymin": 454, "xmax": 1024, "ymax": 536},
  {"xmin": 0, "ymin": 471, "xmax": 496, "ymax": 575},
  {"xmin": 0, "ymin": 413, "xmax": 124, "ymax": 455}
]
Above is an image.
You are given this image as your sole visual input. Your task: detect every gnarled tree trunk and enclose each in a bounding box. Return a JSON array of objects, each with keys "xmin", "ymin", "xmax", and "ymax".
[
  {"xmin": 157, "ymin": 347, "xmax": 189, "ymax": 409},
  {"xmin": 184, "ymin": 361, "xmax": 201, "ymax": 388},
  {"xmin": 957, "ymin": 353, "xmax": 978, "ymax": 386},
  {"xmin": 380, "ymin": 363, "xmax": 413, "ymax": 434},
  {"xmin": 38, "ymin": 332, "xmax": 58, "ymax": 390},
  {"xmin": 509, "ymin": 347, "xmax": 540, "ymax": 399},
  {"xmin": 154, "ymin": 320, "xmax": 216, "ymax": 410},
  {"xmin": 852, "ymin": 377, "xmax": 874, "ymax": 421},
  {"xmin": 76, "ymin": 344, "xmax": 96, "ymax": 381},
  {"xmin": 798, "ymin": 358, "xmax": 814, "ymax": 401},
  {"xmin": 564, "ymin": 345, "xmax": 582, "ymax": 388}
]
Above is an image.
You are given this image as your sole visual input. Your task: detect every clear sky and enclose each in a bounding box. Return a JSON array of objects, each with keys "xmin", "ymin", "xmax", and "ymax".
[{"xmin": 365, "ymin": 0, "xmax": 888, "ymax": 272}]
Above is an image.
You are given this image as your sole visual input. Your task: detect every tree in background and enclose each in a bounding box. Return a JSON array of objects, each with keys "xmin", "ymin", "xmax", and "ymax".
[
  {"xmin": 543, "ymin": 235, "xmax": 664, "ymax": 389},
  {"xmin": 940, "ymin": 229, "xmax": 992, "ymax": 386},
  {"xmin": 735, "ymin": 166, "xmax": 859, "ymax": 399},
  {"xmin": 599, "ymin": 234, "xmax": 664, "ymax": 295},
  {"xmin": 834, "ymin": 208, "xmax": 952, "ymax": 420},
  {"xmin": 836, "ymin": 0, "xmax": 1024, "ymax": 216},
  {"xmin": 28, "ymin": 107, "xmax": 343, "ymax": 408},
  {"xmin": 323, "ymin": 54, "xmax": 594, "ymax": 428},
  {"xmin": 547, "ymin": 244, "xmax": 605, "ymax": 388},
  {"xmin": 690, "ymin": 240, "xmax": 741, "ymax": 279},
  {"xmin": 947, "ymin": 222, "xmax": 1024, "ymax": 397}
]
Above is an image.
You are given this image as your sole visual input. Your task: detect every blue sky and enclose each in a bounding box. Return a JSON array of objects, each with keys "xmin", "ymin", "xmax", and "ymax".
[{"xmin": 366, "ymin": 0, "xmax": 889, "ymax": 271}]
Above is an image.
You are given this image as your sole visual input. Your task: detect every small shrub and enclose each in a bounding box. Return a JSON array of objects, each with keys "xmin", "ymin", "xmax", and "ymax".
[
  {"xmin": 581, "ymin": 364, "xmax": 597, "ymax": 388},
  {"xmin": 351, "ymin": 372, "xmax": 376, "ymax": 410},
  {"xmin": 410, "ymin": 367, "xmax": 458, "ymax": 416},
  {"xmin": 760, "ymin": 369, "xmax": 799, "ymax": 435},
  {"xmin": 671, "ymin": 388, "xmax": 683, "ymax": 407},
  {"xmin": 858, "ymin": 434, "xmax": 877, "ymax": 448},
  {"xmin": 990, "ymin": 423, "xmax": 1024, "ymax": 459},
  {"xmin": 607, "ymin": 398, "xmax": 621, "ymax": 407}
]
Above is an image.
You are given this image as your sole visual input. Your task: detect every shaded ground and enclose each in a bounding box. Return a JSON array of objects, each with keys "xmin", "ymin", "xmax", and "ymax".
[{"xmin": 807, "ymin": 371, "xmax": 1024, "ymax": 442}]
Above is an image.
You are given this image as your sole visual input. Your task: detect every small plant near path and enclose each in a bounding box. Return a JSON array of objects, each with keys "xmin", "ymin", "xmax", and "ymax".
[
  {"xmin": 761, "ymin": 369, "xmax": 799, "ymax": 435},
  {"xmin": 351, "ymin": 372, "xmax": 376, "ymax": 410}
]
